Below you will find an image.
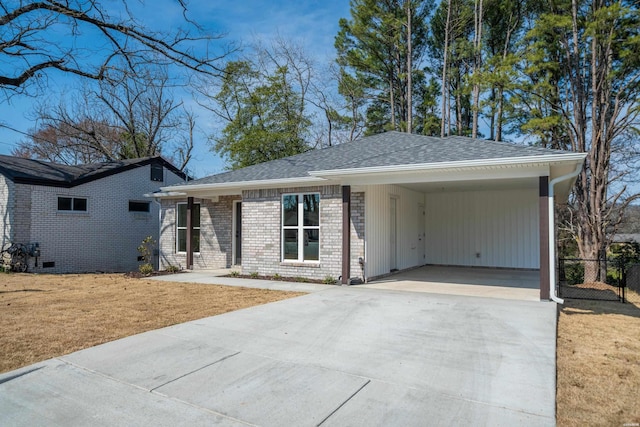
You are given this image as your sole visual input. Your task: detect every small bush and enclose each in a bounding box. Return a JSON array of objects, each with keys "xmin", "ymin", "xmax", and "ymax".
[
  {"xmin": 250, "ymin": 271, "xmax": 259, "ymax": 279},
  {"xmin": 273, "ymin": 273, "xmax": 282, "ymax": 280},
  {"xmin": 139, "ymin": 263, "xmax": 153, "ymax": 276},
  {"xmin": 165, "ymin": 265, "xmax": 180, "ymax": 273},
  {"xmin": 230, "ymin": 270, "xmax": 240, "ymax": 277},
  {"xmin": 294, "ymin": 276, "xmax": 309, "ymax": 283},
  {"xmin": 323, "ymin": 275, "xmax": 337, "ymax": 285}
]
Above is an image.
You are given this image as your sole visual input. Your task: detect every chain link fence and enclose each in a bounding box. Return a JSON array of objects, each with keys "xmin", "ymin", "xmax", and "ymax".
[
  {"xmin": 626, "ymin": 264, "xmax": 640, "ymax": 304},
  {"xmin": 558, "ymin": 258, "xmax": 627, "ymax": 302}
]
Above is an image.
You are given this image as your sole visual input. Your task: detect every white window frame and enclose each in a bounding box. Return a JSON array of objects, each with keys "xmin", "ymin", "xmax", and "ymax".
[
  {"xmin": 281, "ymin": 193, "xmax": 320, "ymax": 263},
  {"xmin": 176, "ymin": 202, "xmax": 200, "ymax": 254}
]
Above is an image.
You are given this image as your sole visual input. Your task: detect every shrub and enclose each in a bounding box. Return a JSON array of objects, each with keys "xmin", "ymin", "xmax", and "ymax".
[
  {"xmin": 230, "ymin": 270, "xmax": 240, "ymax": 277},
  {"xmin": 165, "ymin": 265, "xmax": 180, "ymax": 273},
  {"xmin": 273, "ymin": 273, "xmax": 282, "ymax": 280},
  {"xmin": 139, "ymin": 263, "xmax": 153, "ymax": 276},
  {"xmin": 323, "ymin": 275, "xmax": 337, "ymax": 285},
  {"xmin": 250, "ymin": 271, "xmax": 259, "ymax": 279},
  {"xmin": 294, "ymin": 276, "xmax": 309, "ymax": 283}
]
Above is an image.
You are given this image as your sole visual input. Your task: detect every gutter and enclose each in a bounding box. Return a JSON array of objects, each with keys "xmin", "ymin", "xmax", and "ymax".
[
  {"xmin": 310, "ymin": 153, "xmax": 588, "ymax": 177},
  {"xmin": 548, "ymin": 162, "xmax": 584, "ymax": 304}
]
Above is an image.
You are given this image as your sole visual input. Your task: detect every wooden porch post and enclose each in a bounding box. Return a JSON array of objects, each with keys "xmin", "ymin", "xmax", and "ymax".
[
  {"xmin": 186, "ymin": 196, "xmax": 194, "ymax": 270},
  {"xmin": 342, "ymin": 186, "xmax": 351, "ymax": 285},
  {"xmin": 539, "ymin": 177, "xmax": 550, "ymax": 300}
]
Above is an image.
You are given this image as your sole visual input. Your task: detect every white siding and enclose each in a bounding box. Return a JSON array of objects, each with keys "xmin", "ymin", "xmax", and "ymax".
[
  {"xmin": 0, "ymin": 174, "xmax": 15, "ymax": 248},
  {"xmin": 364, "ymin": 184, "xmax": 426, "ymax": 279},
  {"xmin": 425, "ymin": 189, "xmax": 539, "ymax": 269}
]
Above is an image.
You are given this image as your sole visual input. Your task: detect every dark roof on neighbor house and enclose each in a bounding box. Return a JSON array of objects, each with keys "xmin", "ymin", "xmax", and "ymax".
[
  {"xmin": 0, "ymin": 155, "xmax": 187, "ymax": 188},
  {"xmin": 612, "ymin": 234, "xmax": 640, "ymax": 244},
  {"xmin": 176, "ymin": 131, "xmax": 574, "ymax": 187}
]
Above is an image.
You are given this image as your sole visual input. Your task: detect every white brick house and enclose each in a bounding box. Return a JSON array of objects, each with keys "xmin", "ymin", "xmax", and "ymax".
[
  {"xmin": 153, "ymin": 132, "xmax": 586, "ymax": 300},
  {"xmin": 0, "ymin": 156, "xmax": 186, "ymax": 273}
]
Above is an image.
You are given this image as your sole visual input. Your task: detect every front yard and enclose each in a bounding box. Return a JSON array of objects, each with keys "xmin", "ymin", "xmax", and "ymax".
[
  {"xmin": 0, "ymin": 273, "xmax": 304, "ymax": 374},
  {"xmin": 1, "ymin": 273, "xmax": 639, "ymax": 424}
]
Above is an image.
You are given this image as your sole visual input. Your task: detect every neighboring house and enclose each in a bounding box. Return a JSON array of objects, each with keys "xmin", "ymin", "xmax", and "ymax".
[
  {"xmin": 0, "ymin": 155, "xmax": 186, "ymax": 273},
  {"xmin": 153, "ymin": 132, "xmax": 586, "ymax": 300}
]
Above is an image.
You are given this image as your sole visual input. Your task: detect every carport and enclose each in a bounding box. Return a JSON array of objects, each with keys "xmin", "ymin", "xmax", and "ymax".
[{"xmin": 362, "ymin": 265, "xmax": 540, "ymax": 301}]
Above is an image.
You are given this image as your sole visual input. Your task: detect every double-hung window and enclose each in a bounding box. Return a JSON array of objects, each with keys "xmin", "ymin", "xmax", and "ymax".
[
  {"xmin": 282, "ymin": 193, "xmax": 320, "ymax": 262},
  {"xmin": 177, "ymin": 202, "xmax": 200, "ymax": 253}
]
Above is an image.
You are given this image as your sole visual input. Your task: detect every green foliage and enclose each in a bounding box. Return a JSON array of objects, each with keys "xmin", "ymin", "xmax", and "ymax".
[
  {"xmin": 230, "ymin": 270, "xmax": 240, "ymax": 277},
  {"xmin": 212, "ymin": 60, "xmax": 311, "ymax": 169},
  {"xmin": 165, "ymin": 265, "xmax": 180, "ymax": 273},
  {"xmin": 250, "ymin": 271, "xmax": 259, "ymax": 279},
  {"xmin": 137, "ymin": 236, "xmax": 155, "ymax": 275},
  {"xmin": 336, "ymin": 0, "xmax": 432, "ymax": 133},
  {"xmin": 139, "ymin": 263, "xmax": 153, "ymax": 276},
  {"xmin": 323, "ymin": 275, "xmax": 337, "ymax": 285},
  {"xmin": 273, "ymin": 273, "xmax": 282, "ymax": 280},
  {"xmin": 294, "ymin": 276, "xmax": 310, "ymax": 283}
]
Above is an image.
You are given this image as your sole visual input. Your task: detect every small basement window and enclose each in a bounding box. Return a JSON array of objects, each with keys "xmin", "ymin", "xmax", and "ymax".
[
  {"xmin": 58, "ymin": 196, "xmax": 88, "ymax": 212},
  {"xmin": 129, "ymin": 201, "xmax": 151, "ymax": 212},
  {"xmin": 151, "ymin": 163, "xmax": 163, "ymax": 182}
]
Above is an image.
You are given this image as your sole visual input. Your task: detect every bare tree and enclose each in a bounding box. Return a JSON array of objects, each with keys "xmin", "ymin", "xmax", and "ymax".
[
  {"xmin": 14, "ymin": 66, "xmax": 195, "ymax": 170},
  {"xmin": 0, "ymin": 1, "xmax": 231, "ymax": 98},
  {"xmin": 440, "ymin": 0, "xmax": 452, "ymax": 137}
]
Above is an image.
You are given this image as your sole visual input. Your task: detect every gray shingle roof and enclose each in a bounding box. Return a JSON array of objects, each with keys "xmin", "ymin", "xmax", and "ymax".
[
  {"xmin": 0, "ymin": 155, "xmax": 186, "ymax": 187},
  {"xmin": 179, "ymin": 131, "xmax": 571, "ymax": 187}
]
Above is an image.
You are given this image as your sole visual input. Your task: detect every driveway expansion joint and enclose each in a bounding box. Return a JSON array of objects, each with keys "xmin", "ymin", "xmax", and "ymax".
[{"xmin": 317, "ymin": 379, "xmax": 371, "ymax": 426}]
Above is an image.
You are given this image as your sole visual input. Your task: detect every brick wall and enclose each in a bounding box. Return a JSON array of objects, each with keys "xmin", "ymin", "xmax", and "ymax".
[
  {"xmin": 241, "ymin": 185, "xmax": 344, "ymax": 281},
  {"xmin": 159, "ymin": 195, "xmax": 239, "ymax": 270},
  {"xmin": 21, "ymin": 164, "xmax": 184, "ymax": 273},
  {"xmin": 158, "ymin": 185, "xmax": 363, "ymax": 282},
  {"xmin": 350, "ymin": 192, "xmax": 365, "ymax": 280}
]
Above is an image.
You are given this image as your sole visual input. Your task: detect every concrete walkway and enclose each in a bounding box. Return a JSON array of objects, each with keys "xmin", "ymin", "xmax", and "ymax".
[{"xmin": 0, "ymin": 283, "xmax": 557, "ymax": 426}]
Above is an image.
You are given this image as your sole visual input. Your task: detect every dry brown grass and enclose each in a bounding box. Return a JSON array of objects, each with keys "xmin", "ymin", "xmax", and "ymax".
[
  {"xmin": 0, "ymin": 273, "xmax": 305, "ymax": 374},
  {"xmin": 557, "ymin": 290, "xmax": 640, "ymax": 426}
]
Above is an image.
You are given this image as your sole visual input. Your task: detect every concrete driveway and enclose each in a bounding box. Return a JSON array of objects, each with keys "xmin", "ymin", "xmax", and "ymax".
[{"xmin": 0, "ymin": 286, "xmax": 556, "ymax": 426}]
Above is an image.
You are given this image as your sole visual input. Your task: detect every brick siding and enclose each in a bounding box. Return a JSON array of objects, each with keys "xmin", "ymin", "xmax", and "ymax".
[{"xmin": 2, "ymin": 165, "xmax": 184, "ymax": 273}]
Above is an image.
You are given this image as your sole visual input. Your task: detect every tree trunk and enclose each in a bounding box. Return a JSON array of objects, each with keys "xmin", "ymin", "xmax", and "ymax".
[
  {"xmin": 440, "ymin": 0, "xmax": 452, "ymax": 138},
  {"xmin": 471, "ymin": 0, "xmax": 483, "ymax": 139},
  {"xmin": 406, "ymin": 0, "xmax": 412, "ymax": 133}
]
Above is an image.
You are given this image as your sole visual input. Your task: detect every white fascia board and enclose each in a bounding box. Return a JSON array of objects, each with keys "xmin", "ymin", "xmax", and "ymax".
[
  {"xmin": 309, "ymin": 153, "xmax": 587, "ymax": 178},
  {"xmin": 144, "ymin": 191, "xmax": 187, "ymax": 199},
  {"xmin": 159, "ymin": 176, "xmax": 327, "ymax": 194}
]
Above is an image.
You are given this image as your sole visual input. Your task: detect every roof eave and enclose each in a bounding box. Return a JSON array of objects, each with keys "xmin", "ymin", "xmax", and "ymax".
[
  {"xmin": 309, "ymin": 153, "xmax": 587, "ymax": 178},
  {"xmin": 159, "ymin": 176, "xmax": 328, "ymax": 195}
]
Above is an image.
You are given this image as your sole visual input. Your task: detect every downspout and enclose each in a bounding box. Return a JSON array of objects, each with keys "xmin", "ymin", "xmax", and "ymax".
[{"xmin": 548, "ymin": 163, "xmax": 583, "ymax": 304}]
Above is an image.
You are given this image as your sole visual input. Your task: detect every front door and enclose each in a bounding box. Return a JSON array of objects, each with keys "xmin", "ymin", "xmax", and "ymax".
[{"xmin": 234, "ymin": 201, "xmax": 242, "ymax": 265}]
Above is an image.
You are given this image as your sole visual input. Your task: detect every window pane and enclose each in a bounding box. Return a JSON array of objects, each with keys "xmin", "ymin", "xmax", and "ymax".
[
  {"xmin": 283, "ymin": 229, "xmax": 298, "ymax": 260},
  {"xmin": 73, "ymin": 198, "xmax": 87, "ymax": 211},
  {"xmin": 303, "ymin": 194, "xmax": 319, "ymax": 226},
  {"xmin": 192, "ymin": 229, "xmax": 200, "ymax": 252},
  {"xmin": 303, "ymin": 229, "xmax": 319, "ymax": 261},
  {"xmin": 58, "ymin": 197, "xmax": 72, "ymax": 211},
  {"xmin": 129, "ymin": 201, "xmax": 150, "ymax": 212},
  {"xmin": 192, "ymin": 204, "xmax": 201, "ymax": 228},
  {"xmin": 151, "ymin": 164, "xmax": 163, "ymax": 181},
  {"xmin": 177, "ymin": 229, "xmax": 186, "ymax": 252},
  {"xmin": 283, "ymin": 195, "xmax": 298, "ymax": 226},
  {"xmin": 177, "ymin": 204, "xmax": 187, "ymax": 227}
]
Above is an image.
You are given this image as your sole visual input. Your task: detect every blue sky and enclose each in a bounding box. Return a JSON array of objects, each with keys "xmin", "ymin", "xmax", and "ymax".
[{"xmin": 0, "ymin": 0, "xmax": 351, "ymax": 178}]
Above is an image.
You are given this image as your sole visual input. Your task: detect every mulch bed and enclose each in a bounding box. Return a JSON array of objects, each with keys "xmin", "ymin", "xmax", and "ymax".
[{"xmin": 224, "ymin": 273, "xmax": 330, "ymax": 285}]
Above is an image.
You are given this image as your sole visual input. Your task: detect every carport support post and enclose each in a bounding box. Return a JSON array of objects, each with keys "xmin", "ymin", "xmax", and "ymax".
[
  {"xmin": 342, "ymin": 186, "xmax": 351, "ymax": 285},
  {"xmin": 539, "ymin": 177, "xmax": 550, "ymax": 300},
  {"xmin": 186, "ymin": 196, "xmax": 194, "ymax": 270}
]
